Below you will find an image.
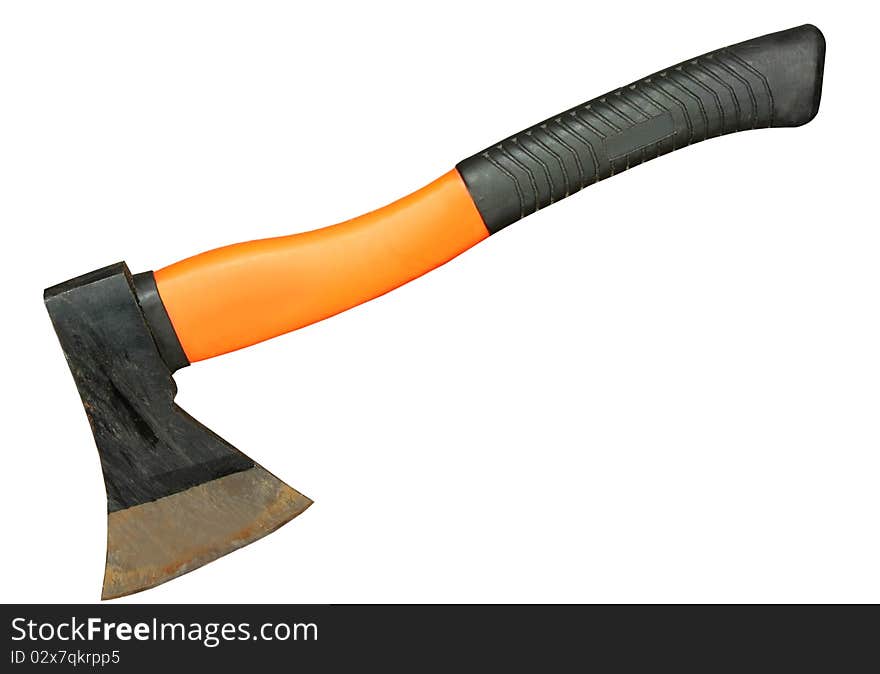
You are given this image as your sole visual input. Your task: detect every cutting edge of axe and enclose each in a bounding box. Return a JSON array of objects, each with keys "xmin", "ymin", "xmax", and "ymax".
[{"xmin": 44, "ymin": 24, "xmax": 825, "ymax": 599}]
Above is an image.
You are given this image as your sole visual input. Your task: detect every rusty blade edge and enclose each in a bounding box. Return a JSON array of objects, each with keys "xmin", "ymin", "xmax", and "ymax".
[{"xmin": 102, "ymin": 466, "xmax": 312, "ymax": 600}]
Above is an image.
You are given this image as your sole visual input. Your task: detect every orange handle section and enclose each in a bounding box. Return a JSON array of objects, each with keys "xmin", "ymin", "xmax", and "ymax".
[{"xmin": 154, "ymin": 169, "xmax": 489, "ymax": 362}]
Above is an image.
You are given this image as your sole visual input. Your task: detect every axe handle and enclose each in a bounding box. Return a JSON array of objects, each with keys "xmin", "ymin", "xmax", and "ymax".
[
  {"xmin": 154, "ymin": 171, "xmax": 488, "ymax": 361},
  {"xmin": 154, "ymin": 24, "xmax": 824, "ymax": 363}
]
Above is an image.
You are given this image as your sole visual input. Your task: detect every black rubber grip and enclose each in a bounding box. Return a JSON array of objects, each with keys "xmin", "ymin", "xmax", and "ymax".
[{"xmin": 456, "ymin": 24, "xmax": 825, "ymax": 234}]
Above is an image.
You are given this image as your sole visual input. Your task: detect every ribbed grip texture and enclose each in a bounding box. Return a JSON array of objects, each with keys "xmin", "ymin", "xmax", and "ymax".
[{"xmin": 456, "ymin": 24, "xmax": 825, "ymax": 233}]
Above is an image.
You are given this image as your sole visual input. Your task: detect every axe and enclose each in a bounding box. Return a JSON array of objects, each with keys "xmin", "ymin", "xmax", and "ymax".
[{"xmin": 45, "ymin": 24, "xmax": 825, "ymax": 599}]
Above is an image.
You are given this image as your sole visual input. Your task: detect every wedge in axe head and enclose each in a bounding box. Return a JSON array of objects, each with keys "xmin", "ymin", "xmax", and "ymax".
[{"xmin": 45, "ymin": 25, "xmax": 824, "ymax": 598}]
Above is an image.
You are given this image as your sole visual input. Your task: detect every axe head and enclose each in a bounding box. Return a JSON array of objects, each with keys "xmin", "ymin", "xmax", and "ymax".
[{"xmin": 44, "ymin": 262, "xmax": 311, "ymax": 599}]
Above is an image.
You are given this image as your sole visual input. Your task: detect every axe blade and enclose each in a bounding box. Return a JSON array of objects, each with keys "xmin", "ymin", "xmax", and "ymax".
[
  {"xmin": 44, "ymin": 262, "xmax": 311, "ymax": 599},
  {"xmin": 103, "ymin": 465, "xmax": 310, "ymax": 599}
]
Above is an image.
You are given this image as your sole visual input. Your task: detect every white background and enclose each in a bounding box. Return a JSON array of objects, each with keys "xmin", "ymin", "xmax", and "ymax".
[{"xmin": 1, "ymin": 1, "xmax": 877, "ymax": 603}]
